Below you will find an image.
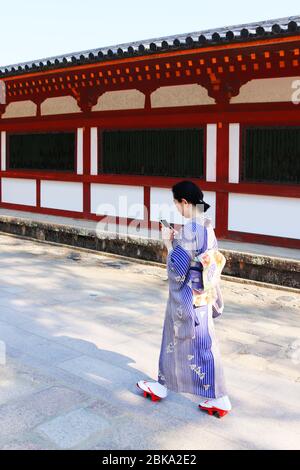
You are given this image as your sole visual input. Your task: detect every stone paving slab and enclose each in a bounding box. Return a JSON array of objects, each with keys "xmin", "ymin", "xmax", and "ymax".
[
  {"xmin": 0, "ymin": 233, "xmax": 299, "ymax": 450},
  {"xmin": 36, "ymin": 408, "xmax": 111, "ymax": 449}
]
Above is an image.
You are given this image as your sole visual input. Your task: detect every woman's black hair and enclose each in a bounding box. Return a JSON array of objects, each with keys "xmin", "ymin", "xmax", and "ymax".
[{"xmin": 172, "ymin": 180, "xmax": 210, "ymax": 212}]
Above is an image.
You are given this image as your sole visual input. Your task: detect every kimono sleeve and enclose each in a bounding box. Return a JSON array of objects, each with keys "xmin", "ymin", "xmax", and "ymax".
[
  {"xmin": 167, "ymin": 222, "xmax": 197, "ymax": 287},
  {"xmin": 212, "ymin": 283, "xmax": 225, "ymax": 318}
]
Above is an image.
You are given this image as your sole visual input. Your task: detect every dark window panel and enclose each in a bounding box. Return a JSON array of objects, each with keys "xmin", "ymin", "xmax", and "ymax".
[
  {"xmin": 8, "ymin": 132, "xmax": 75, "ymax": 172},
  {"xmin": 242, "ymin": 127, "xmax": 300, "ymax": 184},
  {"xmin": 100, "ymin": 128, "xmax": 204, "ymax": 178}
]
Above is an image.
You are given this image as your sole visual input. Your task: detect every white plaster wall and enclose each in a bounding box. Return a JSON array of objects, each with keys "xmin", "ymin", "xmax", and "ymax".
[
  {"xmin": 91, "ymin": 183, "xmax": 144, "ymax": 219},
  {"xmin": 76, "ymin": 128, "xmax": 83, "ymax": 175},
  {"xmin": 228, "ymin": 193, "xmax": 300, "ymax": 239},
  {"xmin": 151, "ymin": 84, "xmax": 215, "ymax": 107},
  {"xmin": 90, "ymin": 127, "xmax": 98, "ymax": 175},
  {"xmin": 1, "ymin": 178, "xmax": 36, "ymax": 206},
  {"xmin": 41, "ymin": 96, "xmax": 81, "ymax": 115},
  {"xmin": 1, "ymin": 131, "xmax": 6, "ymax": 171},
  {"xmin": 206, "ymin": 124, "xmax": 217, "ymax": 182},
  {"xmin": 41, "ymin": 181, "xmax": 83, "ymax": 212},
  {"xmin": 92, "ymin": 90, "xmax": 145, "ymax": 111},
  {"xmin": 1, "ymin": 100, "xmax": 37, "ymax": 119},
  {"xmin": 150, "ymin": 187, "xmax": 216, "ymax": 228},
  {"xmin": 231, "ymin": 77, "xmax": 300, "ymax": 103},
  {"xmin": 229, "ymin": 123, "xmax": 240, "ymax": 183}
]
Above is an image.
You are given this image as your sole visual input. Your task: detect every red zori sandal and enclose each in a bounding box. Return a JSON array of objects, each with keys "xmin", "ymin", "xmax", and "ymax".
[
  {"xmin": 199, "ymin": 396, "xmax": 232, "ymax": 418},
  {"xmin": 136, "ymin": 380, "xmax": 168, "ymax": 401}
]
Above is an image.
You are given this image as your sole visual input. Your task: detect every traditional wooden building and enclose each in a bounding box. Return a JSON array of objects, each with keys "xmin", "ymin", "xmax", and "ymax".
[{"xmin": 0, "ymin": 15, "xmax": 300, "ymax": 249}]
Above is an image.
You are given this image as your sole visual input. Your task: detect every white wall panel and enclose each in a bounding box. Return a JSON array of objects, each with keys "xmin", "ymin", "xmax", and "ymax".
[
  {"xmin": 229, "ymin": 123, "xmax": 240, "ymax": 183},
  {"xmin": 41, "ymin": 181, "xmax": 83, "ymax": 212},
  {"xmin": 206, "ymin": 124, "xmax": 217, "ymax": 182},
  {"xmin": 1, "ymin": 131, "xmax": 6, "ymax": 171},
  {"xmin": 1, "ymin": 178, "xmax": 36, "ymax": 206},
  {"xmin": 91, "ymin": 183, "xmax": 144, "ymax": 219},
  {"xmin": 229, "ymin": 193, "xmax": 300, "ymax": 239},
  {"xmin": 76, "ymin": 128, "xmax": 83, "ymax": 175},
  {"xmin": 90, "ymin": 127, "xmax": 98, "ymax": 175}
]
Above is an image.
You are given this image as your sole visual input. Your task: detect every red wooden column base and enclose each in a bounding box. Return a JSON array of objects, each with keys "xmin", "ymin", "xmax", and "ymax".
[
  {"xmin": 215, "ymin": 191, "xmax": 229, "ymax": 239},
  {"xmin": 144, "ymin": 186, "xmax": 151, "ymax": 230}
]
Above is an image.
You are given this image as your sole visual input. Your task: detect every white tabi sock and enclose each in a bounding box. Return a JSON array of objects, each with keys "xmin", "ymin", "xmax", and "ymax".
[{"xmin": 200, "ymin": 395, "xmax": 232, "ymax": 411}]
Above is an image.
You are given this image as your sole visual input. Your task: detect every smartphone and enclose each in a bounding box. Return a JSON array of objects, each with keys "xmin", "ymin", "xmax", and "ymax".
[{"xmin": 160, "ymin": 219, "xmax": 173, "ymax": 229}]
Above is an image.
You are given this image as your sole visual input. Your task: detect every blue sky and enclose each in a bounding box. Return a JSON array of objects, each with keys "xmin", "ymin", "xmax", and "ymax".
[{"xmin": 1, "ymin": 1, "xmax": 299, "ymax": 66}]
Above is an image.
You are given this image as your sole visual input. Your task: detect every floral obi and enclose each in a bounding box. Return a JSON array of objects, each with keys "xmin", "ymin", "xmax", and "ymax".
[{"xmin": 190, "ymin": 248, "xmax": 226, "ymax": 307}]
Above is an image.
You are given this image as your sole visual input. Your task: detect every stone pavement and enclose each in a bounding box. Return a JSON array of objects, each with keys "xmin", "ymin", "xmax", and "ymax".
[{"xmin": 0, "ymin": 233, "xmax": 299, "ymax": 450}]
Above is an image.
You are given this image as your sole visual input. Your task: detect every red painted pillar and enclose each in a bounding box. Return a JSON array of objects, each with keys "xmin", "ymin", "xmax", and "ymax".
[
  {"xmin": 36, "ymin": 179, "xmax": 41, "ymax": 208},
  {"xmin": 143, "ymin": 185, "xmax": 151, "ymax": 229},
  {"xmin": 215, "ymin": 121, "xmax": 229, "ymax": 239},
  {"xmin": 83, "ymin": 126, "xmax": 91, "ymax": 217}
]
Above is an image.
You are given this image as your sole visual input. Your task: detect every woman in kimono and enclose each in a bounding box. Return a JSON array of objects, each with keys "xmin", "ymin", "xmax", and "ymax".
[{"xmin": 137, "ymin": 181, "xmax": 231, "ymax": 418}]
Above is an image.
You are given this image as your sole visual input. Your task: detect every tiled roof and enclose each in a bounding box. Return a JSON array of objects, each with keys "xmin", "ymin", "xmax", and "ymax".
[{"xmin": 1, "ymin": 15, "xmax": 300, "ymax": 77}]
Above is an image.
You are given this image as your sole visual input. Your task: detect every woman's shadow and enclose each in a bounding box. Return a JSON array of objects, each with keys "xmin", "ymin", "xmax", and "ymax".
[{"xmin": 55, "ymin": 334, "xmax": 205, "ymax": 423}]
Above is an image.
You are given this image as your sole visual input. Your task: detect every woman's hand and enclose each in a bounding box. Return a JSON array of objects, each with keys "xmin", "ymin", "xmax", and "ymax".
[
  {"xmin": 161, "ymin": 226, "xmax": 177, "ymax": 251},
  {"xmin": 161, "ymin": 226, "xmax": 175, "ymax": 241}
]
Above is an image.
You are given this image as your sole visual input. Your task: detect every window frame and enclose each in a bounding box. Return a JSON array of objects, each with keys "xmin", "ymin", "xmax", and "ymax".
[
  {"xmin": 6, "ymin": 130, "xmax": 77, "ymax": 174},
  {"xmin": 98, "ymin": 126, "xmax": 206, "ymax": 180},
  {"xmin": 240, "ymin": 124, "xmax": 300, "ymax": 185}
]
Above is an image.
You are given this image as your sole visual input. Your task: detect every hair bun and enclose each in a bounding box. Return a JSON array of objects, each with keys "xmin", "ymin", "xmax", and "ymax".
[{"xmin": 199, "ymin": 199, "xmax": 210, "ymax": 212}]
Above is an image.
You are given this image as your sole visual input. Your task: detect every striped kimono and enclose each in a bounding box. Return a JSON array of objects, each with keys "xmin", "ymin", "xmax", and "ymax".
[{"xmin": 157, "ymin": 216, "xmax": 227, "ymax": 399}]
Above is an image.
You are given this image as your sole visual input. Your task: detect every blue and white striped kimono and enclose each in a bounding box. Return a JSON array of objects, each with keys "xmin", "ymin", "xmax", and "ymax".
[{"xmin": 157, "ymin": 216, "xmax": 227, "ymax": 399}]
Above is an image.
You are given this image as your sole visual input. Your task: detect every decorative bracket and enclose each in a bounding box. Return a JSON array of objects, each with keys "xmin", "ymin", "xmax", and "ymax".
[
  {"xmin": 136, "ymin": 86, "xmax": 160, "ymax": 110},
  {"xmin": 201, "ymin": 76, "xmax": 251, "ymax": 104},
  {"xmin": 71, "ymin": 87, "xmax": 104, "ymax": 113}
]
